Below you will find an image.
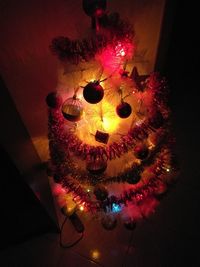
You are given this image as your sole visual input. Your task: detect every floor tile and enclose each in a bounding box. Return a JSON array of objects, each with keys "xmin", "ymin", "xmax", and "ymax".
[{"xmin": 61, "ymin": 212, "xmax": 132, "ymax": 267}]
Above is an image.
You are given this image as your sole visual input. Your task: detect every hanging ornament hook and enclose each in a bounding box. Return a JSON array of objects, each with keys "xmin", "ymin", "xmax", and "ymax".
[{"xmin": 82, "ymin": 0, "xmax": 107, "ymax": 31}]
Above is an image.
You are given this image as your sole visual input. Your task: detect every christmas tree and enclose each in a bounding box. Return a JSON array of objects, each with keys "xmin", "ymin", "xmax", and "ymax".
[{"xmin": 46, "ymin": 0, "xmax": 177, "ymax": 230}]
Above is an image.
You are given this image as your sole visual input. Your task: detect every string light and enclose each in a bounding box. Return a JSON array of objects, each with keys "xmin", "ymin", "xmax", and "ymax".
[
  {"xmin": 79, "ymin": 205, "xmax": 85, "ymax": 211},
  {"xmin": 115, "ymin": 42, "xmax": 126, "ymax": 57},
  {"xmin": 91, "ymin": 249, "xmax": 100, "ymax": 260},
  {"xmin": 112, "ymin": 203, "xmax": 122, "ymax": 213}
]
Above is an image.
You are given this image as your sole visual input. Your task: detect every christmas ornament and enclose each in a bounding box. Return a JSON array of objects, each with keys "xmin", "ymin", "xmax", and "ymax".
[
  {"xmin": 93, "ymin": 185, "xmax": 108, "ymax": 201},
  {"xmin": 148, "ymin": 110, "xmax": 164, "ymax": 129},
  {"xmin": 95, "ymin": 130, "xmax": 109, "ymax": 144},
  {"xmin": 62, "ymin": 96, "xmax": 83, "ymax": 122},
  {"xmin": 86, "ymin": 158, "xmax": 107, "ymax": 175},
  {"xmin": 101, "ymin": 214, "xmax": 117, "ymax": 230},
  {"xmin": 83, "ymin": 81, "xmax": 104, "ymax": 104},
  {"xmin": 133, "ymin": 144, "xmax": 149, "ymax": 160},
  {"xmin": 130, "ymin": 66, "xmax": 148, "ymax": 91},
  {"xmin": 82, "ymin": 0, "xmax": 107, "ymax": 17},
  {"xmin": 116, "ymin": 101, "xmax": 132, "ymax": 118},
  {"xmin": 123, "ymin": 218, "xmax": 136, "ymax": 230},
  {"xmin": 46, "ymin": 92, "xmax": 62, "ymax": 109},
  {"xmin": 126, "ymin": 168, "xmax": 141, "ymax": 184}
]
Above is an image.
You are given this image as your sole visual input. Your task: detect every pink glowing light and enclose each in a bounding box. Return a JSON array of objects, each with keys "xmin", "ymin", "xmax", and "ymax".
[
  {"xmin": 115, "ymin": 43, "xmax": 126, "ymax": 57},
  {"xmin": 52, "ymin": 183, "xmax": 66, "ymax": 196},
  {"xmin": 96, "ymin": 41, "xmax": 134, "ymax": 71}
]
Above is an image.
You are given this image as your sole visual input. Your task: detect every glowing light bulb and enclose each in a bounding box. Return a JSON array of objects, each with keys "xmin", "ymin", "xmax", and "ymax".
[
  {"xmin": 112, "ymin": 203, "xmax": 122, "ymax": 213},
  {"xmin": 120, "ymin": 49, "xmax": 125, "ymax": 57},
  {"xmin": 79, "ymin": 205, "xmax": 84, "ymax": 211},
  {"xmin": 166, "ymin": 168, "xmax": 170, "ymax": 172},
  {"xmin": 91, "ymin": 249, "xmax": 100, "ymax": 260},
  {"xmin": 115, "ymin": 43, "xmax": 126, "ymax": 57}
]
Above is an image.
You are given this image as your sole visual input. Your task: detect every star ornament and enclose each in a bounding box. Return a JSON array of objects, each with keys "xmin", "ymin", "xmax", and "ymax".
[{"xmin": 130, "ymin": 66, "xmax": 148, "ymax": 91}]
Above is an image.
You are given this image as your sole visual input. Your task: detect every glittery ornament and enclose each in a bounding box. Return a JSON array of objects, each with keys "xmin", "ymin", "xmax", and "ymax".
[
  {"xmin": 62, "ymin": 96, "xmax": 83, "ymax": 122},
  {"xmin": 86, "ymin": 158, "xmax": 107, "ymax": 175}
]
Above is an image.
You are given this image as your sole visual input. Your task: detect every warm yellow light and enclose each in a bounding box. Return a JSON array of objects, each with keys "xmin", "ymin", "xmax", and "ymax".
[
  {"xmin": 102, "ymin": 116, "xmax": 117, "ymax": 133},
  {"xmin": 100, "ymin": 101, "xmax": 120, "ymax": 133},
  {"xmin": 91, "ymin": 249, "xmax": 100, "ymax": 260},
  {"xmin": 166, "ymin": 168, "xmax": 170, "ymax": 172},
  {"xmin": 79, "ymin": 205, "xmax": 84, "ymax": 211},
  {"xmin": 84, "ymin": 100, "xmax": 120, "ymax": 135}
]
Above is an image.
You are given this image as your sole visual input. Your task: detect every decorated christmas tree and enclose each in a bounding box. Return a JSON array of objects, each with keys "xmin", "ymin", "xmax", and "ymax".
[{"xmin": 46, "ymin": 0, "xmax": 177, "ymax": 230}]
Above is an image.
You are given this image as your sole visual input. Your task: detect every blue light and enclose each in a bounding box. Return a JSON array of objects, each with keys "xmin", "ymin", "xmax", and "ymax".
[{"xmin": 112, "ymin": 203, "xmax": 122, "ymax": 213}]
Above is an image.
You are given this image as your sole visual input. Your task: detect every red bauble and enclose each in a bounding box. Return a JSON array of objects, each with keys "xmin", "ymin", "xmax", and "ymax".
[
  {"xmin": 134, "ymin": 144, "xmax": 149, "ymax": 160},
  {"xmin": 116, "ymin": 102, "xmax": 132, "ymax": 118},
  {"xmin": 93, "ymin": 185, "xmax": 108, "ymax": 201},
  {"xmin": 46, "ymin": 92, "xmax": 62, "ymax": 109},
  {"xmin": 101, "ymin": 214, "xmax": 117, "ymax": 230},
  {"xmin": 123, "ymin": 218, "xmax": 136, "ymax": 230},
  {"xmin": 83, "ymin": 81, "xmax": 104, "ymax": 104},
  {"xmin": 86, "ymin": 158, "xmax": 107, "ymax": 175}
]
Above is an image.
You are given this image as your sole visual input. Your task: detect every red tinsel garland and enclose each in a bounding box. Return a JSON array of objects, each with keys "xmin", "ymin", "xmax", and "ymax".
[{"xmin": 50, "ymin": 12, "xmax": 134, "ymax": 64}]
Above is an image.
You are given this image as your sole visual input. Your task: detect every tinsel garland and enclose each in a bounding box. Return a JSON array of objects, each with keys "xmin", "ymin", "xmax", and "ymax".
[
  {"xmin": 47, "ymin": 68, "xmax": 176, "ymax": 213},
  {"xmin": 49, "ymin": 131, "xmax": 171, "ymax": 186},
  {"xmin": 57, "ymin": 147, "xmax": 177, "ymax": 213},
  {"xmin": 50, "ymin": 12, "xmax": 134, "ymax": 64},
  {"xmin": 49, "ymin": 109, "xmax": 166, "ymax": 162}
]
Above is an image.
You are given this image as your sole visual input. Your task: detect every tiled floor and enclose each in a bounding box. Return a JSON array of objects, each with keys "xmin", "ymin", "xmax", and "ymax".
[{"xmin": 0, "ymin": 174, "xmax": 199, "ymax": 267}]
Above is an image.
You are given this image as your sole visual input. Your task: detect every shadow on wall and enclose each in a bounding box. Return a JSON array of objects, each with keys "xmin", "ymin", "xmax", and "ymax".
[
  {"xmin": 0, "ymin": 145, "xmax": 58, "ymax": 250},
  {"xmin": 0, "ymin": 76, "xmax": 59, "ymax": 250}
]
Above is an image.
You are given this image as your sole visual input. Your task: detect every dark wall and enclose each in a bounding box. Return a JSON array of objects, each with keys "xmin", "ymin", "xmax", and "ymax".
[
  {"xmin": 161, "ymin": 1, "xmax": 200, "ymax": 265},
  {"xmin": 0, "ymin": 77, "xmax": 58, "ymax": 250},
  {"xmin": 0, "ymin": 145, "xmax": 58, "ymax": 250}
]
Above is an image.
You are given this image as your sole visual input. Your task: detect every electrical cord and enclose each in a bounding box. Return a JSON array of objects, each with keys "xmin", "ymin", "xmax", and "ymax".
[
  {"xmin": 59, "ymin": 215, "xmax": 84, "ymax": 248},
  {"xmin": 122, "ymin": 230, "xmax": 135, "ymax": 267}
]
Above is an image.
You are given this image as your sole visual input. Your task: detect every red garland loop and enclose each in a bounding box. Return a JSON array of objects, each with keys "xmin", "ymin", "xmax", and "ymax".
[
  {"xmin": 49, "ymin": 111, "xmax": 167, "ymax": 162},
  {"xmin": 58, "ymin": 149, "xmax": 177, "ymax": 212},
  {"xmin": 61, "ymin": 177, "xmax": 97, "ymax": 212},
  {"xmin": 48, "ymin": 74, "xmax": 169, "ymax": 163},
  {"xmin": 50, "ymin": 12, "xmax": 134, "ymax": 64},
  {"xmin": 47, "ymin": 72, "xmax": 175, "ymax": 212}
]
